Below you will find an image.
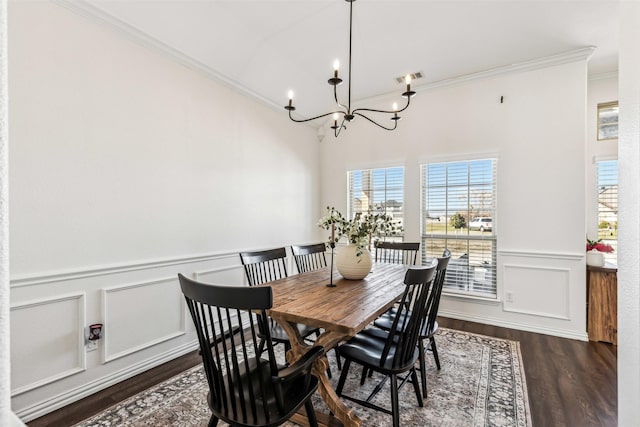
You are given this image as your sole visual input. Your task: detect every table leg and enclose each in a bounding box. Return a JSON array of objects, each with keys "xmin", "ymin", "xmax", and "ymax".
[{"xmin": 272, "ymin": 317, "xmax": 361, "ymax": 427}]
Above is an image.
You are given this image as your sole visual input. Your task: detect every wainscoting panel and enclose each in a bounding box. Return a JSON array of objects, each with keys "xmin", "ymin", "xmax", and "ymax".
[
  {"xmin": 102, "ymin": 277, "xmax": 185, "ymax": 362},
  {"xmin": 502, "ymin": 264, "xmax": 571, "ymax": 319},
  {"xmin": 10, "ymin": 293, "xmax": 86, "ymax": 396}
]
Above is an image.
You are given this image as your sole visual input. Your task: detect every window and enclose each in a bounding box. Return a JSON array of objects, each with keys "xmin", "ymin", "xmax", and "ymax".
[
  {"xmin": 597, "ymin": 101, "xmax": 619, "ymax": 141},
  {"xmin": 421, "ymin": 159, "xmax": 497, "ymax": 298},
  {"xmin": 347, "ymin": 167, "xmax": 404, "ymax": 240},
  {"xmin": 597, "ymin": 160, "xmax": 618, "ymax": 264}
]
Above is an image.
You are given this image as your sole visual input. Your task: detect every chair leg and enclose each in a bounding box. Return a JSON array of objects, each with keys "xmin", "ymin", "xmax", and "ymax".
[
  {"xmin": 304, "ymin": 399, "xmax": 318, "ymax": 427},
  {"xmin": 257, "ymin": 338, "xmax": 266, "ymax": 357},
  {"xmin": 360, "ymin": 366, "xmax": 368, "ymax": 385},
  {"xmin": 418, "ymin": 337, "xmax": 428, "ymax": 398},
  {"xmin": 208, "ymin": 415, "xmax": 219, "ymax": 427},
  {"xmin": 336, "ymin": 359, "xmax": 351, "ymax": 396},
  {"xmin": 390, "ymin": 374, "xmax": 400, "ymax": 427},
  {"xmin": 431, "ymin": 336, "xmax": 441, "ymax": 370},
  {"xmin": 410, "ymin": 368, "xmax": 424, "ymax": 406},
  {"xmin": 334, "ymin": 347, "xmax": 342, "ymax": 370}
]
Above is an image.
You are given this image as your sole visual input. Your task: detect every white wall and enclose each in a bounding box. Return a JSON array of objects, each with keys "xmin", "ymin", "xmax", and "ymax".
[
  {"xmin": 618, "ymin": 1, "xmax": 640, "ymax": 424},
  {"xmin": 8, "ymin": 1, "xmax": 319, "ymax": 420},
  {"xmin": 320, "ymin": 58, "xmax": 589, "ymax": 340}
]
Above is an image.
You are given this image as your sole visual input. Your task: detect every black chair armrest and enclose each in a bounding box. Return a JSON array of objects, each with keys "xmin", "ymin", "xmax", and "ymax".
[{"xmin": 273, "ymin": 345, "xmax": 324, "ymax": 383}]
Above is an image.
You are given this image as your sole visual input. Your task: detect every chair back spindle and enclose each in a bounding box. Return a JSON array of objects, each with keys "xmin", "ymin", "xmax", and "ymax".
[
  {"xmin": 375, "ymin": 242, "xmax": 420, "ymax": 265},
  {"xmin": 291, "ymin": 243, "xmax": 327, "ymax": 273},
  {"xmin": 240, "ymin": 247, "xmax": 288, "ymax": 286}
]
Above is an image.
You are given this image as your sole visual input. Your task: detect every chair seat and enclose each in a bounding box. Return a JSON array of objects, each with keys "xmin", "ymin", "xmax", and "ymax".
[
  {"xmin": 268, "ymin": 322, "xmax": 319, "ymax": 343},
  {"xmin": 338, "ymin": 328, "xmax": 420, "ymax": 374},
  {"xmin": 373, "ymin": 309, "xmax": 438, "ymax": 338},
  {"xmin": 208, "ymin": 356, "xmax": 319, "ymax": 427}
]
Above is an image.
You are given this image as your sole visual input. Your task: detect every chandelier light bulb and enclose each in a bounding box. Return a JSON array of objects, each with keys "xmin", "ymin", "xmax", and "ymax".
[
  {"xmin": 288, "ymin": 90, "xmax": 294, "ymax": 100},
  {"xmin": 333, "ymin": 59, "xmax": 340, "ymax": 71},
  {"xmin": 333, "ymin": 113, "xmax": 339, "ymax": 120},
  {"xmin": 392, "ymin": 102, "xmax": 398, "ymax": 111},
  {"xmin": 405, "ymin": 75, "xmax": 412, "ymax": 85}
]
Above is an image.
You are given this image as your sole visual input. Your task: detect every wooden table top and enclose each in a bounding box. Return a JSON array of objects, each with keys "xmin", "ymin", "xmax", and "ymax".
[{"xmin": 264, "ymin": 262, "xmax": 409, "ymax": 336}]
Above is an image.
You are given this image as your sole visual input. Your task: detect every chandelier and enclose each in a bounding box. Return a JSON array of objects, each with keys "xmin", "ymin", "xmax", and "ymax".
[{"xmin": 284, "ymin": 0, "xmax": 415, "ymax": 137}]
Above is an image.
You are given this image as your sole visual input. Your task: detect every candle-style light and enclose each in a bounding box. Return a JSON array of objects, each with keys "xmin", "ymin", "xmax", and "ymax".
[{"xmin": 391, "ymin": 102, "xmax": 401, "ymax": 122}]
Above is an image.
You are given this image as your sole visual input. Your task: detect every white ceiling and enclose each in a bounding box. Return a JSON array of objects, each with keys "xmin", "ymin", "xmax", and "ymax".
[{"xmin": 79, "ymin": 0, "xmax": 619, "ymax": 120}]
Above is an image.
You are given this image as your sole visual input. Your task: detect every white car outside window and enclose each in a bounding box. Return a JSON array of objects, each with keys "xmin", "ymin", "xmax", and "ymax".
[{"xmin": 469, "ymin": 217, "xmax": 492, "ymax": 231}]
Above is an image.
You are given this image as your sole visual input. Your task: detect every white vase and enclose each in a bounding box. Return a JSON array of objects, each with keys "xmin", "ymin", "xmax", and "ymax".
[
  {"xmin": 336, "ymin": 244, "xmax": 373, "ymax": 280},
  {"xmin": 586, "ymin": 249, "xmax": 605, "ymax": 267}
]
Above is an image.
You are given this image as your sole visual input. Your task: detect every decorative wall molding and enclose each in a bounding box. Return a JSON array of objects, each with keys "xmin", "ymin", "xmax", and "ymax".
[
  {"xmin": 15, "ymin": 340, "xmax": 199, "ymax": 422},
  {"xmin": 102, "ymin": 277, "xmax": 185, "ymax": 363},
  {"xmin": 53, "ymin": 1, "xmax": 595, "ymax": 130},
  {"xmin": 361, "ymin": 47, "xmax": 596, "ymax": 106},
  {"xmin": 193, "ymin": 264, "xmax": 243, "ymax": 281},
  {"xmin": 52, "ymin": 0, "xmax": 282, "ymax": 113},
  {"xmin": 498, "ymin": 249, "xmax": 584, "ymax": 260},
  {"xmin": 588, "ymin": 71, "xmax": 618, "ymax": 81},
  {"xmin": 10, "ymin": 250, "xmax": 239, "ymax": 288},
  {"xmin": 502, "ymin": 264, "xmax": 571, "ymax": 320},
  {"xmin": 438, "ymin": 310, "xmax": 588, "ymax": 342},
  {"xmin": 10, "ymin": 293, "xmax": 86, "ymax": 396}
]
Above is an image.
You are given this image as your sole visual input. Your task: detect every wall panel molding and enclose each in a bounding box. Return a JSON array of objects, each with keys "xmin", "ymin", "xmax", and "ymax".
[
  {"xmin": 102, "ymin": 277, "xmax": 185, "ymax": 363},
  {"xmin": 498, "ymin": 249, "xmax": 584, "ymax": 260},
  {"xmin": 193, "ymin": 264, "xmax": 243, "ymax": 281},
  {"xmin": 10, "ymin": 251, "xmax": 239, "ymax": 288},
  {"xmin": 15, "ymin": 340, "xmax": 198, "ymax": 422},
  {"xmin": 10, "ymin": 293, "xmax": 86, "ymax": 396},
  {"xmin": 502, "ymin": 264, "xmax": 571, "ymax": 320}
]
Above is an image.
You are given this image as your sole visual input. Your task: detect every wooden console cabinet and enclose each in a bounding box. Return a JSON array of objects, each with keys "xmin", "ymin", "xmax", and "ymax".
[{"xmin": 586, "ymin": 264, "xmax": 617, "ymax": 345}]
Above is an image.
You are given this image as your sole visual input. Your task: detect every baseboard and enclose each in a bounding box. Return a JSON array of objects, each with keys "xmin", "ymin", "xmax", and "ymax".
[
  {"xmin": 439, "ymin": 310, "xmax": 589, "ymax": 342},
  {"xmin": 15, "ymin": 340, "xmax": 200, "ymax": 422}
]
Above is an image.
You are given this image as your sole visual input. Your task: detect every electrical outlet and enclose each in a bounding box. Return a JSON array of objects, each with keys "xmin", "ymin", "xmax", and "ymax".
[
  {"xmin": 506, "ymin": 291, "xmax": 514, "ymax": 303},
  {"xmin": 86, "ymin": 341, "xmax": 98, "ymax": 352}
]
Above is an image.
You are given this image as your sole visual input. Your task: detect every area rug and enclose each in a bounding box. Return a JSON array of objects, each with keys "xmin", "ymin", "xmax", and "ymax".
[{"xmin": 74, "ymin": 328, "xmax": 531, "ymax": 427}]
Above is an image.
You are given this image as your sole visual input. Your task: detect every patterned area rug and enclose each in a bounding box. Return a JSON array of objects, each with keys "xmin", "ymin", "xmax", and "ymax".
[{"xmin": 74, "ymin": 328, "xmax": 531, "ymax": 427}]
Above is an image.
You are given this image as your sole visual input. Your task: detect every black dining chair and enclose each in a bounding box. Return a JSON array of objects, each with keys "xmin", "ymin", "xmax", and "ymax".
[
  {"xmin": 371, "ymin": 249, "xmax": 451, "ymax": 397},
  {"xmin": 374, "ymin": 241, "xmax": 420, "ymax": 265},
  {"xmin": 239, "ymin": 248, "xmax": 320, "ymax": 357},
  {"xmin": 291, "ymin": 243, "xmax": 342, "ymax": 372},
  {"xmin": 335, "ymin": 265, "xmax": 437, "ymax": 427},
  {"xmin": 291, "ymin": 243, "xmax": 327, "ymax": 274},
  {"xmin": 178, "ymin": 274, "xmax": 323, "ymax": 427}
]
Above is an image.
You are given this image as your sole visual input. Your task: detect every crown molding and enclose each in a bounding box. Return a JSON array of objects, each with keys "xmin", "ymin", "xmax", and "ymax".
[
  {"xmin": 51, "ymin": 1, "xmax": 597, "ymax": 131},
  {"xmin": 589, "ymin": 71, "xmax": 618, "ymax": 81},
  {"xmin": 358, "ymin": 47, "xmax": 597, "ymax": 107},
  {"xmin": 52, "ymin": 0, "xmax": 284, "ymax": 113}
]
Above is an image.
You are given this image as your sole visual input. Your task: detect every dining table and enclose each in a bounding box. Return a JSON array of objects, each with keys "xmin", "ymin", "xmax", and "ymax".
[{"xmin": 263, "ymin": 261, "xmax": 409, "ymax": 427}]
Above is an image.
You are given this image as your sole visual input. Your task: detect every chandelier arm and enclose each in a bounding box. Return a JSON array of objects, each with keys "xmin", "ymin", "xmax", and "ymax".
[
  {"xmin": 288, "ymin": 110, "xmax": 345, "ymax": 123},
  {"xmin": 352, "ymin": 97, "xmax": 411, "ymax": 115},
  {"xmin": 334, "ymin": 118, "xmax": 347, "ymax": 137},
  {"xmin": 333, "ymin": 85, "xmax": 349, "ymax": 111},
  {"xmin": 353, "ymin": 112, "xmax": 398, "ymax": 131}
]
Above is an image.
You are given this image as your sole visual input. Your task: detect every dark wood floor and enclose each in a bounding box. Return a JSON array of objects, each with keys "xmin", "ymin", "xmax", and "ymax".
[{"xmin": 28, "ymin": 318, "xmax": 617, "ymax": 427}]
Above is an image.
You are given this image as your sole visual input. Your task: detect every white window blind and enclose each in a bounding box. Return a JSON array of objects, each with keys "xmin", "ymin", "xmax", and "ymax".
[
  {"xmin": 597, "ymin": 160, "xmax": 618, "ymax": 264},
  {"xmin": 347, "ymin": 167, "xmax": 404, "ymax": 241},
  {"xmin": 421, "ymin": 159, "xmax": 497, "ymax": 298}
]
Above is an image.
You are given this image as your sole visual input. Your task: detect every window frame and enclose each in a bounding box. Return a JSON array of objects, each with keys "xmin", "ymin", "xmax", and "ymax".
[
  {"xmin": 597, "ymin": 101, "xmax": 619, "ymax": 141},
  {"xmin": 420, "ymin": 158, "xmax": 498, "ymax": 299},
  {"xmin": 347, "ymin": 166, "xmax": 405, "ymax": 242},
  {"xmin": 595, "ymin": 158, "xmax": 618, "ymax": 264}
]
